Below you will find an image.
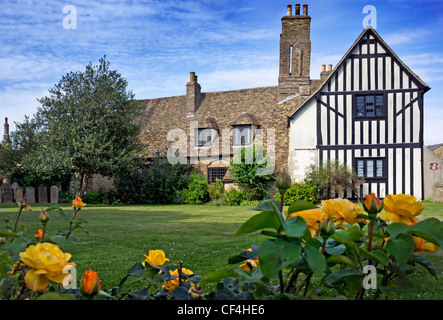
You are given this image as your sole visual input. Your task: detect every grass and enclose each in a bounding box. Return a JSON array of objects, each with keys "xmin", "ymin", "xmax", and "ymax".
[{"xmin": 1, "ymin": 201, "xmax": 442, "ymax": 299}]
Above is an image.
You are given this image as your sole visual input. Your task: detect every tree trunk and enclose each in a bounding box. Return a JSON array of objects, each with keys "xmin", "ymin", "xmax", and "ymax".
[{"xmin": 76, "ymin": 169, "xmax": 91, "ymax": 198}]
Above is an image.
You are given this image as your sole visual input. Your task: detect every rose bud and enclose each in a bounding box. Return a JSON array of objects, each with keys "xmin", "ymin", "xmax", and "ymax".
[
  {"xmin": 362, "ymin": 193, "xmax": 383, "ymax": 220},
  {"xmin": 80, "ymin": 270, "xmax": 101, "ymax": 297},
  {"xmin": 319, "ymin": 217, "xmax": 335, "ymax": 239},
  {"xmin": 276, "ymin": 171, "xmax": 292, "ymax": 195},
  {"xmin": 188, "ymin": 286, "xmax": 204, "ymax": 300},
  {"xmin": 38, "ymin": 211, "xmax": 49, "ymax": 224}
]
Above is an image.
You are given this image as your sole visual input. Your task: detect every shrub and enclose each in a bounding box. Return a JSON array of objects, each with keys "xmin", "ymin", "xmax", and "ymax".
[
  {"xmin": 304, "ymin": 160, "xmax": 364, "ymax": 203},
  {"xmin": 83, "ymin": 191, "xmax": 104, "ymax": 204},
  {"xmin": 225, "ymin": 188, "xmax": 246, "ymax": 206},
  {"xmin": 230, "ymin": 146, "xmax": 275, "ymax": 200},
  {"xmin": 114, "ymin": 152, "xmax": 193, "ymax": 204},
  {"xmin": 183, "ymin": 173, "xmax": 209, "ymax": 205},
  {"xmin": 208, "ymin": 179, "xmax": 224, "ymax": 201},
  {"xmin": 274, "ymin": 182, "xmax": 315, "ymax": 205}
]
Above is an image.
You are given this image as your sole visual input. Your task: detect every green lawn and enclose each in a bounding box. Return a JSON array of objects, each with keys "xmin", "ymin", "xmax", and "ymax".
[{"xmin": 1, "ymin": 201, "xmax": 442, "ymax": 299}]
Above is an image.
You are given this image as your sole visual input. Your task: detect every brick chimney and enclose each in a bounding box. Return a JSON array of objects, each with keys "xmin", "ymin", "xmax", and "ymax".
[
  {"xmin": 186, "ymin": 72, "xmax": 201, "ymax": 116},
  {"xmin": 278, "ymin": 4, "xmax": 311, "ymax": 100},
  {"xmin": 2, "ymin": 117, "xmax": 10, "ymax": 145}
]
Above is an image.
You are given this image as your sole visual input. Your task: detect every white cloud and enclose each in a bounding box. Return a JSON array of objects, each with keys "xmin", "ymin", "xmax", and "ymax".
[{"xmin": 384, "ymin": 29, "xmax": 432, "ymax": 46}]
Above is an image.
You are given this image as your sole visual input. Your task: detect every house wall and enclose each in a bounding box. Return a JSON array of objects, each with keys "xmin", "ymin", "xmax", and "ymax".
[
  {"xmin": 423, "ymin": 146, "xmax": 443, "ymax": 202},
  {"xmin": 289, "ymin": 29, "xmax": 428, "ymax": 199}
]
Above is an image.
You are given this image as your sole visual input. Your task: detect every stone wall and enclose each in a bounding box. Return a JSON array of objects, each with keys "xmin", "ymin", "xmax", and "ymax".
[{"xmin": 423, "ymin": 146, "xmax": 443, "ymax": 202}]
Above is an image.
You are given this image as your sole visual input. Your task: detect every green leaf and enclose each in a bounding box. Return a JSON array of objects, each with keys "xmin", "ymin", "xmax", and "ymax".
[
  {"xmin": 386, "ymin": 233, "xmax": 415, "ymax": 265},
  {"xmin": 199, "ymin": 269, "xmax": 236, "ymax": 287},
  {"xmin": 323, "ymin": 269, "xmax": 362, "ymax": 288},
  {"xmin": 0, "ymin": 252, "xmax": 14, "ymax": 265},
  {"xmin": 284, "ymin": 216, "xmax": 308, "ymax": 238},
  {"xmin": 0, "ymin": 229, "xmax": 20, "ymax": 238},
  {"xmin": 304, "ymin": 246, "xmax": 327, "ymax": 277},
  {"xmin": 228, "ymin": 245, "xmax": 259, "ymax": 264},
  {"xmin": 127, "ymin": 262, "xmax": 145, "ymax": 277},
  {"xmin": 325, "ymin": 239, "xmax": 347, "ymax": 256},
  {"xmin": 45, "ymin": 235, "xmax": 67, "ymax": 248},
  {"xmin": 385, "ymin": 222, "xmax": 409, "ymax": 238},
  {"xmin": 36, "ymin": 292, "xmax": 75, "ymax": 300},
  {"xmin": 171, "ymin": 286, "xmax": 189, "ymax": 300},
  {"xmin": 407, "ymin": 218, "xmax": 443, "ymax": 247},
  {"xmin": 357, "ymin": 248, "xmax": 389, "ymax": 266},
  {"xmin": 128, "ymin": 288, "xmax": 150, "ymax": 300},
  {"xmin": 249, "ymin": 199, "xmax": 281, "ymax": 212},
  {"xmin": 259, "ymin": 238, "xmax": 302, "ymax": 279},
  {"xmin": 326, "ymin": 255, "xmax": 357, "ymax": 267},
  {"xmin": 287, "ymin": 200, "xmax": 318, "ymax": 215},
  {"xmin": 10, "ymin": 237, "xmax": 28, "ymax": 254},
  {"xmin": 413, "ymin": 255, "xmax": 437, "ymax": 280},
  {"xmin": 236, "ymin": 210, "xmax": 282, "ymax": 236},
  {"xmin": 234, "ymin": 268, "xmax": 264, "ymax": 283}
]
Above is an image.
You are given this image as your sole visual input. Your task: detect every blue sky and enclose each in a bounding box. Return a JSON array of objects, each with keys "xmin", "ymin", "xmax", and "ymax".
[{"xmin": 1, "ymin": 0, "xmax": 442, "ymax": 145}]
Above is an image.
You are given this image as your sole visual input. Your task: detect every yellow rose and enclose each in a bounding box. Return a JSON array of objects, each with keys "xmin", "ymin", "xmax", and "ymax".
[
  {"xmin": 239, "ymin": 248, "xmax": 260, "ymax": 271},
  {"xmin": 72, "ymin": 197, "xmax": 86, "ymax": 207},
  {"xmin": 19, "ymin": 243, "xmax": 75, "ymax": 292},
  {"xmin": 162, "ymin": 268, "xmax": 194, "ymax": 292},
  {"xmin": 142, "ymin": 249, "xmax": 169, "ymax": 267},
  {"xmin": 379, "ymin": 194, "xmax": 425, "ymax": 223},
  {"xmin": 321, "ymin": 198, "xmax": 363, "ymax": 228},
  {"xmin": 288, "ymin": 208, "xmax": 328, "ymax": 237}
]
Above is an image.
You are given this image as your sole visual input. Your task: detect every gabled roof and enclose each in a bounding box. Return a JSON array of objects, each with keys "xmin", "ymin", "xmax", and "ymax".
[
  {"xmin": 231, "ymin": 113, "xmax": 261, "ymax": 126},
  {"xmin": 289, "ymin": 26, "xmax": 431, "ymax": 119}
]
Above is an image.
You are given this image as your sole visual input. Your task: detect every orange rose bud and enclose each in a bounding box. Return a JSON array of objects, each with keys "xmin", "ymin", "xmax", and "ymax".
[
  {"xmin": 362, "ymin": 193, "xmax": 383, "ymax": 219},
  {"xmin": 80, "ymin": 270, "xmax": 101, "ymax": 297},
  {"xmin": 38, "ymin": 211, "xmax": 49, "ymax": 224}
]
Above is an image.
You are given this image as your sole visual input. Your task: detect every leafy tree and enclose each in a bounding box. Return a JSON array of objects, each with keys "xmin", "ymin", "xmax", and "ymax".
[
  {"xmin": 25, "ymin": 56, "xmax": 141, "ymax": 196},
  {"xmin": 230, "ymin": 146, "xmax": 275, "ymax": 200}
]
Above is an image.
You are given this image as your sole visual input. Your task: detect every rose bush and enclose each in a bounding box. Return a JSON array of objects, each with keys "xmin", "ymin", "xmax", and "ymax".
[{"xmin": 0, "ymin": 191, "xmax": 441, "ymax": 300}]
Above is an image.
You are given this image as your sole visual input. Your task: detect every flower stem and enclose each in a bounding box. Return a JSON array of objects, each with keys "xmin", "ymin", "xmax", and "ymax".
[
  {"xmin": 368, "ymin": 220, "xmax": 374, "ymax": 252},
  {"xmin": 66, "ymin": 208, "xmax": 80, "ymax": 240},
  {"xmin": 13, "ymin": 206, "xmax": 24, "ymax": 233},
  {"xmin": 41, "ymin": 224, "xmax": 46, "ymax": 244}
]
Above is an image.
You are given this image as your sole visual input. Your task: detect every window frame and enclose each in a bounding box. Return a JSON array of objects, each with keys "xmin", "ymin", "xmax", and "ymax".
[
  {"xmin": 207, "ymin": 167, "xmax": 228, "ymax": 184},
  {"xmin": 194, "ymin": 128, "xmax": 217, "ymax": 148},
  {"xmin": 232, "ymin": 124, "xmax": 253, "ymax": 147},
  {"xmin": 354, "ymin": 157, "xmax": 386, "ymax": 181},
  {"xmin": 353, "ymin": 93, "xmax": 386, "ymax": 119}
]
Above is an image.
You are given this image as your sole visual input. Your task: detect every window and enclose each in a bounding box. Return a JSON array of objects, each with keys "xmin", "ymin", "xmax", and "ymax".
[
  {"xmin": 355, "ymin": 158, "xmax": 385, "ymax": 179},
  {"xmin": 195, "ymin": 128, "xmax": 216, "ymax": 147},
  {"xmin": 233, "ymin": 125, "xmax": 252, "ymax": 147},
  {"xmin": 355, "ymin": 94, "xmax": 384, "ymax": 117},
  {"xmin": 208, "ymin": 167, "xmax": 227, "ymax": 184}
]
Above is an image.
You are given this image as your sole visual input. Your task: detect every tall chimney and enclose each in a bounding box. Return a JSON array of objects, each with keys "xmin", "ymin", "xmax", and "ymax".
[
  {"xmin": 186, "ymin": 72, "xmax": 201, "ymax": 116},
  {"xmin": 2, "ymin": 117, "xmax": 10, "ymax": 145},
  {"xmin": 303, "ymin": 4, "xmax": 308, "ymax": 15},
  {"xmin": 278, "ymin": 4, "xmax": 311, "ymax": 100},
  {"xmin": 287, "ymin": 5, "xmax": 292, "ymax": 16}
]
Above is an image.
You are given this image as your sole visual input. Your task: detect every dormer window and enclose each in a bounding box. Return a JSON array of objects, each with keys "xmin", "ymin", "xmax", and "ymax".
[
  {"xmin": 233, "ymin": 125, "xmax": 252, "ymax": 147},
  {"xmin": 195, "ymin": 128, "xmax": 216, "ymax": 147}
]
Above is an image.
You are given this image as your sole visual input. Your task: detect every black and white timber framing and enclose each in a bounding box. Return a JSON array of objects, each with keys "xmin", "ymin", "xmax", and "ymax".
[{"xmin": 288, "ymin": 26, "xmax": 430, "ymax": 200}]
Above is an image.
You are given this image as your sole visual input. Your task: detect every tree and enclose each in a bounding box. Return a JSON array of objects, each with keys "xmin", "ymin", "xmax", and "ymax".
[{"xmin": 26, "ymin": 56, "xmax": 142, "ymax": 196}]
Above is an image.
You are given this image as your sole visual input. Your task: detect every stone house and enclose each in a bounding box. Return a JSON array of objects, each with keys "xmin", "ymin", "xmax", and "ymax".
[
  {"xmin": 138, "ymin": 4, "xmax": 323, "ymax": 186},
  {"xmin": 138, "ymin": 4, "xmax": 433, "ymax": 201}
]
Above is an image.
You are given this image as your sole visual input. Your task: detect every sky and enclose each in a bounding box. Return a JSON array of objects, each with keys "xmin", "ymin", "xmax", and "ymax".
[{"xmin": 1, "ymin": 0, "xmax": 442, "ymax": 145}]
